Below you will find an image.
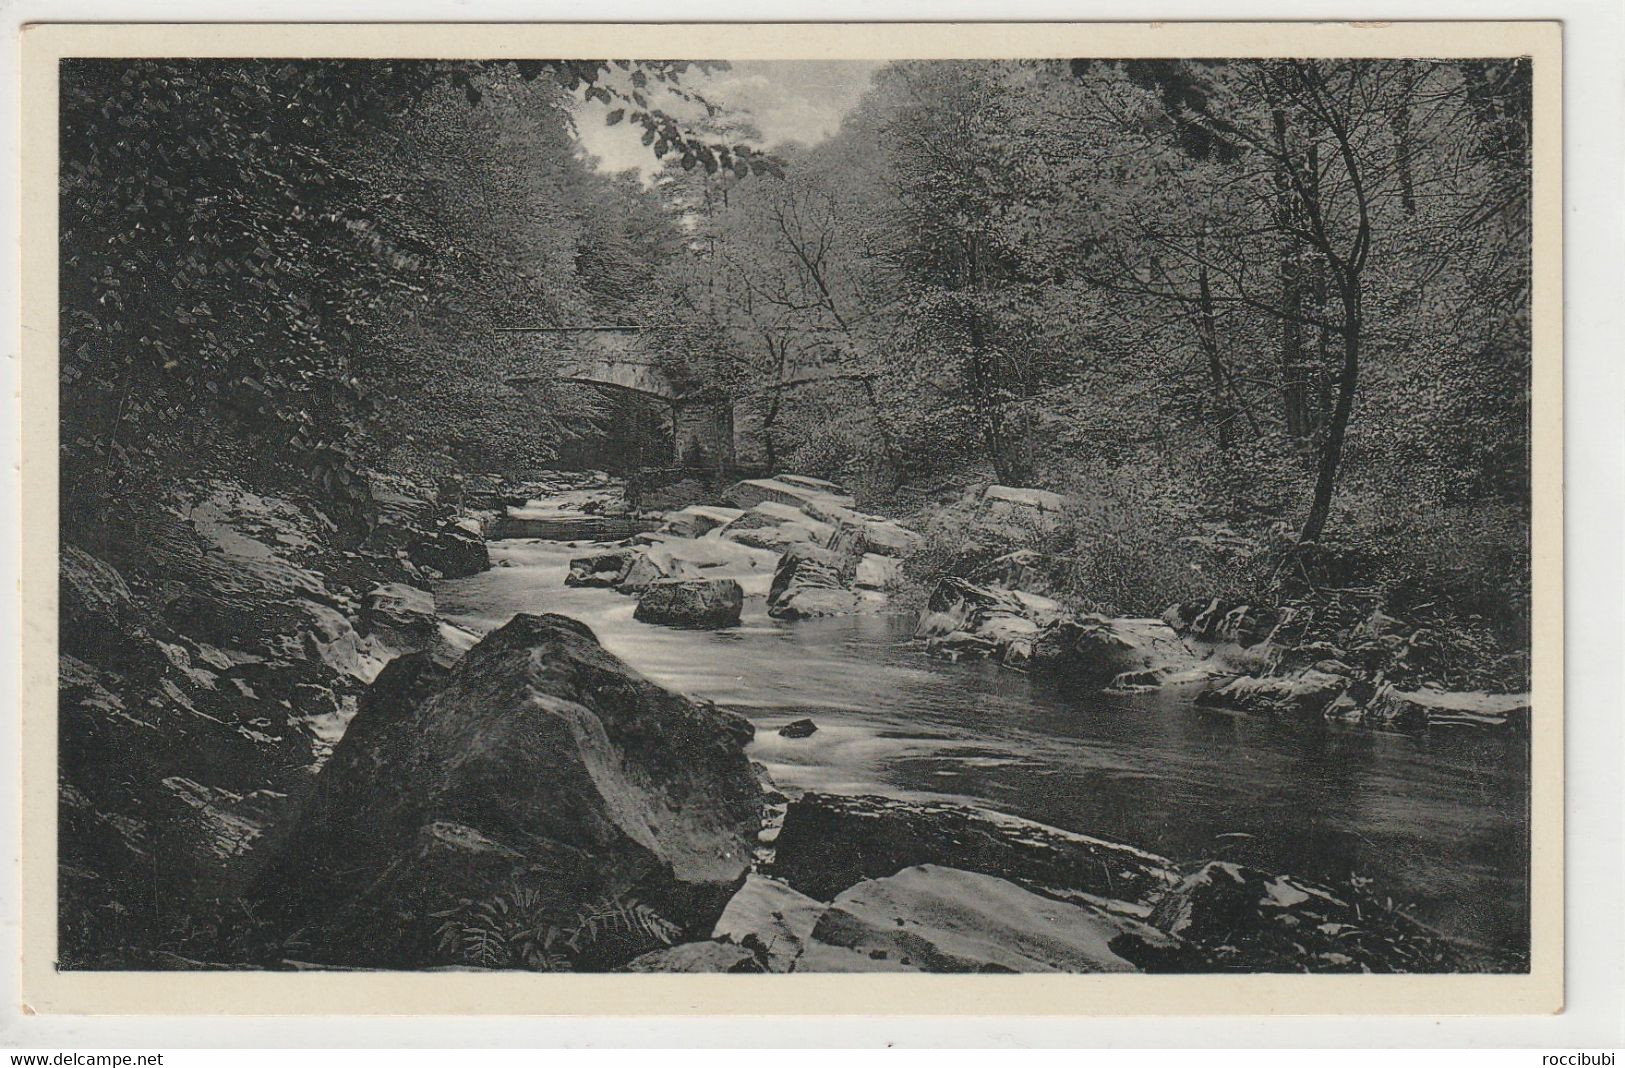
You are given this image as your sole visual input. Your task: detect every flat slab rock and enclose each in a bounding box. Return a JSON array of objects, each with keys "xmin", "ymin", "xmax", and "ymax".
[
  {"xmin": 725, "ymin": 477, "xmax": 856, "ymax": 514},
  {"xmin": 796, "ymin": 864, "xmax": 1148, "ymax": 973},
  {"xmin": 1365, "ymin": 684, "xmax": 1531, "ymax": 732},
  {"xmin": 660, "ymin": 505, "xmax": 745, "ymax": 539},
  {"xmin": 710, "ymin": 874, "xmax": 825, "ymax": 972},
  {"xmin": 1195, "ymin": 669, "xmax": 1349, "ymax": 719},
  {"xmin": 622, "ymin": 940, "xmax": 764, "ymax": 973},
  {"xmin": 770, "ymin": 792, "xmax": 1176, "ymax": 904},
  {"xmin": 982, "ymin": 484, "xmax": 1068, "ymax": 512}
]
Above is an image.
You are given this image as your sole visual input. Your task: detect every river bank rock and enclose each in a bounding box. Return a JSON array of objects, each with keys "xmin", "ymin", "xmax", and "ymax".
[
  {"xmin": 366, "ymin": 477, "xmax": 439, "ymax": 553},
  {"xmin": 1115, "ymin": 860, "xmax": 1473, "ymax": 973},
  {"xmin": 725, "ymin": 475, "xmax": 856, "ymax": 514},
  {"xmin": 1360, "ymin": 684, "xmax": 1531, "ymax": 733},
  {"xmin": 1194, "ymin": 669, "xmax": 1350, "ymax": 720},
  {"xmin": 57, "ymin": 468, "xmax": 503, "ymax": 967},
  {"xmin": 253, "ymin": 613, "xmax": 763, "ymax": 966},
  {"xmin": 797, "ymin": 865, "xmax": 1149, "ymax": 973},
  {"xmin": 971, "ymin": 549, "xmax": 1064, "ymax": 598},
  {"xmin": 441, "ymin": 472, "xmax": 507, "ymax": 511},
  {"xmin": 710, "ymin": 875, "xmax": 825, "ymax": 971},
  {"xmin": 361, "ymin": 582, "xmax": 438, "ymax": 650},
  {"xmin": 622, "ymin": 940, "xmax": 765, "ymax": 973},
  {"xmin": 1159, "ymin": 594, "xmax": 1531, "ymax": 733},
  {"xmin": 491, "ymin": 513, "xmax": 655, "ymax": 541},
  {"xmin": 718, "ymin": 501, "xmax": 836, "ymax": 552},
  {"xmin": 854, "ymin": 553, "xmax": 905, "ymax": 592},
  {"xmin": 60, "ymin": 483, "xmax": 403, "ymax": 963},
  {"xmin": 776, "ymin": 473, "xmax": 847, "ymax": 495},
  {"xmin": 660, "ymin": 505, "xmax": 745, "ymax": 539},
  {"xmin": 850, "ymin": 517, "xmax": 924, "ymax": 558},
  {"xmin": 407, "ymin": 522, "xmax": 489, "ymax": 579},
  {"xmin": 914, "ymin": 576, "xmax": 1068, "ymax": 666},
  {"xmin": 765, "ymin": 793, "xmax": 1477, "ymax": 974},
  {"xmin": 770, "ymin": 793, "xmax": 1175, "ymax": 904},
  {"xmin": 1030, "ymin": 615, "xmax": 1201, "ymax": 686},
  {"xmin": 634, "ymin": 578, "xmax": 744, "ymax": 628},
  {"xmin": 979, "ymin": 484, "xmax": 1071, "ymax": 537},
  {"xmin": 766, "ymin": 543, "xmax": 871, "ymax": 620},
  {"xmin": 1162, "ymin": 598, "xmax": 1283, "ymax": 649}
]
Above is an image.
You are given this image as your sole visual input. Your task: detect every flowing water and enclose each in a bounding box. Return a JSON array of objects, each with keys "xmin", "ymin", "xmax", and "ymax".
[{"xmin": 437, "ymin": 532, "xmax": 1531, "ymax": 958}]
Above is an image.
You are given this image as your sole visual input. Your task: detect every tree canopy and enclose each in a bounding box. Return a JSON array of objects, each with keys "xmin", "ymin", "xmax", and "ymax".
[{"xmin": 60, "ymin": 56, "xmax": 1531, "ymax": 631}]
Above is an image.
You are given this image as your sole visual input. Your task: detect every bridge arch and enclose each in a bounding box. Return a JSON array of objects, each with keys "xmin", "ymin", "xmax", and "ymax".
[{"xmin": 499, "ymin": 325, "xmax": 735, "ymax": 474}]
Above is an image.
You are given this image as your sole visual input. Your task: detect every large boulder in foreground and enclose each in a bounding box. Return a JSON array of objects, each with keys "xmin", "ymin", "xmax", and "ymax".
[
  {"xmin": 796, "ymin": 865, "xmax": 1150, "ymax": 973},
  {"xmin": 634, "ymin": 579, "xmax": 744, "ymax": 629},
  {"xmin": 255, "ymin": 613, "xmax": 763, "ymax": 966},
  {"xmin": 770, "ymin": 793, "xmax": 1175, "ymax": 904}
]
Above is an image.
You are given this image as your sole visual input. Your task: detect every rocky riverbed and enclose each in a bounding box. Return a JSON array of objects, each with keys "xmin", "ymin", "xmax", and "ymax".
[{"xmin": 57, "ymin": 467, "xmax": 1531, "ymax": 973}]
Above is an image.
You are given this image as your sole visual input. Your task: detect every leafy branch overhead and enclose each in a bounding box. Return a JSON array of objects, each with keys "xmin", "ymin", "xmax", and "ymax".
[
  {"xmin": 57, "ymin": 57, "xmax": 778, "ymax": 527},
  {"xmin": 459, "ymin": 59, "xmax": 785, "ymax": 177}
]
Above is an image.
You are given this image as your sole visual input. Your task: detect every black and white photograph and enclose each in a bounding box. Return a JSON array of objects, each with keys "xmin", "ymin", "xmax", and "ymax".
[{"xmin": 43, "ymin": 34, "xmax": 1551, "ymax": 987}]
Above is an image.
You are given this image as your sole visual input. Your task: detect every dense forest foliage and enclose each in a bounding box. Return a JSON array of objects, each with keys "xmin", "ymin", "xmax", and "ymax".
[
  {"xmin": 61, "ymin": 57, "xmax": 1531, "ymax": 665},
  {"xmin": 61, "ymin": 59, "xmax": 748, "ymax": 526},
  {"xmin": 661, "ymin": 59, "xmax": 1531, "ymax": 653}
]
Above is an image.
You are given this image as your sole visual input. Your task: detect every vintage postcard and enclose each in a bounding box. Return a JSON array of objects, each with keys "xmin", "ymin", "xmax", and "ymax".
[{"xmin": 17, "ymin": 20, "xmax": 1562, "ymax": 1015}]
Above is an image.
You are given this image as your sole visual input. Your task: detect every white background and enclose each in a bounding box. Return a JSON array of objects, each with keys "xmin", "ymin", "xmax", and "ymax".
[{"xmin": 1, "ymin": 0, "xmax": 1620, "ymax": 1051}]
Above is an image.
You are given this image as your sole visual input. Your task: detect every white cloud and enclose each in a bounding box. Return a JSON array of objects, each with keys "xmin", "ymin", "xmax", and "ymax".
[{"xmin": 572, "ymin": 60, "xmax": 882, "ymax": 182}]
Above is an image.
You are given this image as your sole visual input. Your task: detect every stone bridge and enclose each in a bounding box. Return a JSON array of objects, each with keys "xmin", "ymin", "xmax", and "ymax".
[{"xmin": 502, "ymin": 326, "xmax": 735, "ymax": 473}]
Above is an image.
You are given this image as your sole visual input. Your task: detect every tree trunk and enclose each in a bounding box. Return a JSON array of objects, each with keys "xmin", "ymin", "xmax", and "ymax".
[
  {"xmin": 1309, "ymin": 256, "xmax": 1333, "ymax": 428},
  {"xmin": 1391, "ymin": 104, "xmax": 1416, "ymax": 216},
  {"xmin": 1299, "ymin": 281, "xmax": 1361, "ymax": 543},
  {"xmin": 1196, "ymin": 264, "xmax": 1232, "ymax": 448},
  {"xmin": 1273, "ymin": 109, "xmax": 1313, "ymax": 439},
  {"xmin": 760, "ymin": 335, "xmax": 786, "ymax": 472},
  {"xmin": 761, "ymin": 399, "xmax": 779, "ymax": 472}
]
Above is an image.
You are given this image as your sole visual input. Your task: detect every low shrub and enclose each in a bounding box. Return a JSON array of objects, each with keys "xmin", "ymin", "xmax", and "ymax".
[{"xmin": 1041, "ymin": 461, "xmax": 1275, "ymax": 617}]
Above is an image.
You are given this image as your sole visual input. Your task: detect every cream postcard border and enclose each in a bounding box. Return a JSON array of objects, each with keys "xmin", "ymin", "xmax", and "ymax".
[{"xmin": 16, "ymin": 20, "xmax": 1563, "ymax": 1017}]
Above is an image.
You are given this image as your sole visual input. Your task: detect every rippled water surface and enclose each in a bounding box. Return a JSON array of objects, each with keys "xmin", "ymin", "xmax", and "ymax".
[{"xmin": 438, "ymin": 536, "xmax": 1531, "ymax": 956}]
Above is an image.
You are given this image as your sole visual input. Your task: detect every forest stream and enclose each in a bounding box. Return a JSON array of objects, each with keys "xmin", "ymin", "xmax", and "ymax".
[{"xmin": 435, "ymin": 489, "xmax": 1532, "ymax": 961}]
